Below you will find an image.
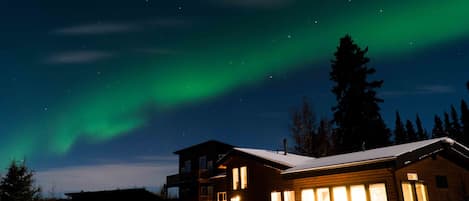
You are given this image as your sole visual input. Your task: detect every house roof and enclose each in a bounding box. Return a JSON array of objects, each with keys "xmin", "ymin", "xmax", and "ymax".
[
  {"xmin": 283, "ymin": 137, "xmax": 469, "ymax": 174},
  {"xmin": 231, "ymin": 147, "xmax": 314, "ymax": 167},
  {"xmin": 174, "ymin": 140, "xmax": 233, "ymax": 154}
]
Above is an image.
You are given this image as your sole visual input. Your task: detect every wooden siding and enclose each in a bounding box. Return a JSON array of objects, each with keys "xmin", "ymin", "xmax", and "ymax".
[{"xmin": 395, "ymin": 155, "xmax": 469, "ymax": 201}]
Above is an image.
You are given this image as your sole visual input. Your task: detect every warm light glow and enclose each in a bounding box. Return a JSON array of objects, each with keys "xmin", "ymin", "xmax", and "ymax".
[
  {"xmin": 232, "ymin": 168, "xmax": 239, "ymax": 190},
  {"xmin": 284, "ymin": 191, "xmax": 295, "ymax": 201},
  {"xmin": 407, "ymin": 173, "xmax": 418, "ymax": 181},
  {"xmin": 218, "ymin": 192, "xmax": 227, "ymax": 201},
  {"xmin": 401, "ymin": 182, "xmax": 414, "ymax": 201},
  {"xmin": 316, "ymin": 188, "xmax": 330, "ymax": 201},
  {"xmin": 271, "ymin": 192, "xmax": 282, "ymax": 201},
  {"xmin": 302, "ymin": 189, "xmax": 315, "ymax": 201},
  {"xmin": 231, "ymin": 195, "xmax": 240, "ymax": 201},
  {"xmin": 333, "ymin": 186, "xmax": 348, "ymax": 201},
  {"xmin": 415, "ymin": 183, "xmax": 428, "ymax": 201},
  {"xmin": 240, "ymin": 166, "xmax": 247, "ymax": 189},
  {"xmin": 350, "ymin": 185, "xmax": 366, "ymax": 201},
  {"xmin": 369, "ymin": 183, "xmax": 388, "ymax": 201}
]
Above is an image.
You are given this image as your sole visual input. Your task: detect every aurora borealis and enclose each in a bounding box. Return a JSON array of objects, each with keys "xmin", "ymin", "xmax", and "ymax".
[{"xmin": 1, "ymin": 0, "xmax": 468, "ymax": 193}]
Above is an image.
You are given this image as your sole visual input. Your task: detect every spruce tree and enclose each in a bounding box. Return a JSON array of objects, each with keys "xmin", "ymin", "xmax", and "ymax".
[
  {"xmin": 330, "ymin": 35, "xmax": 390, "ymax": 153},
  {"xmin": 0, "ymin": 160, "xmax": 41, "ymax": 201},
  {"xmin": 406, "ymin": 120, "xmax": 418, "ymax": 142},
  {"xmin": 450, "ymin": 104, "xmax": 462, "ymax": 140},
  {"xmin": 415, "ymin": 114, "xmax": 427, "ymax": 140},
  {"xmin": 394, "ymin": 111, "xmax": 407, "ymax": 144},
  {"xmin": 461, "ymin": 100, "xmax": 469, "ymax": 146},
  {"xmin": 432, "ymin": 115, "xmax": 446, "ymax": 138},
  {"xmin": 443, "ymin": 112, "xmax": 452, "ymax": 137}
]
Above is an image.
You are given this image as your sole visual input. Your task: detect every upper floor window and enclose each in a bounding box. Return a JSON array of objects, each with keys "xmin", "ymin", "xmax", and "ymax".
[
  {"xmin": 232, "ymin": 166, "xmax": 248, "ymax": 190},
  {"xmin": 182, "ymin": 160, "xmax": 191, "ymax": 173},
  {"xmin": 199, "ymin": 156, "xmax": 207, "ymax": 170},
  {"xmin": 402, "ymin": 182, "xmax": 428, "ymax": 201},
  {"xmin": 232, "ymin": 168, "xmax": 239, "ymax": 190},
  {"xmin": 217, "ymin": 192, "xmax": 227, "ymax": 201}
]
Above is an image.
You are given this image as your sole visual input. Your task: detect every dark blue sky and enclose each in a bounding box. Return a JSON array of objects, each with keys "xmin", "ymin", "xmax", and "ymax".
[{"xmin": 0, "ymin": 0, "xmax": 468, "ymax": 195}]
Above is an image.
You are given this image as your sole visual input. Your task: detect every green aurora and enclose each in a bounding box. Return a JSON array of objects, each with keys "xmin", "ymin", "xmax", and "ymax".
[{"xmin": 1, "ymin": 0, "xmax": 468, "ymax": 167}]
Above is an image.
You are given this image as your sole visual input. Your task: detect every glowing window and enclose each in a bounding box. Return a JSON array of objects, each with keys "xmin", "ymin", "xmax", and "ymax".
[
  {"xmin": 401, "ymin": 182, "xmax": 414, "ymax": 201},
  {"xmin": 302, "ymin": 189, "xmax": 315, "ymax": 201},
  {"xmin": 232, "ymin": 168, "xmax": 239, "ymax": 190},
  {"xmin": 350, "ymin": 185, "xmax": 366, "ymax": 201},
  {"xmin": 271, "ymin": 192, "xmax": 282, "ymax": 201},
  {"xmin": 316, "ymin": 188, "xmax": 330, "ymax": 201},
  {"xmin": 369, "ymin": 183, "xmax": 388, "ymax": 201},
  {"xmin": 231, "ymin": 195, "xmax": 240, "ymax": 201},
  {"xmin": 284, "ymin": 191, "xmax": 295, "ymax": 201},
  {"xmin": 240, "ymin": 166, "xmax": 248, "ymax": 189},
  {"xmin": 415, "ymin": 183, "xmax": 428, "ymax": 201},
  {"xmin": 332, "ymin": 186, "xmax": 348, "ymax": 201},
  {"xmin": 217, "ymin": 192, "xmax": 227, "ymax": 201}
]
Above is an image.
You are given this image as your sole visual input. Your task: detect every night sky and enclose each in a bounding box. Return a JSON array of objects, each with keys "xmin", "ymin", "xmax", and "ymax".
[{"xmin": 1, "ymin": 0, "xmax": 468, "ymax": 195}]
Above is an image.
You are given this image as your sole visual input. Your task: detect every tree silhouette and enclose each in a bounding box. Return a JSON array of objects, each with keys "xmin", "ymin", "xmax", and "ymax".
[
  {"xmin": 443, "ymin": 112, "xmax": 452, "ymax": 137},
  {"xmin": 450, "ymin": 104, "xmax": 463, "ymax": 140},
  {"xmin": 461, "ymin": 100, "xmax": 469, "ymax": 146},
  {"xmin": 415, "ymin": 114, "xmax": 428, "ymax": 140},
  {"xmin": 0, "ymin": 160, "xmax": 41, "ymax": 201},
  {"xmin": 394, "ymin": 111, "xmax": 407, "ymax": 144},
  {"xmin": 290, "ymin": 97, "xmax": 317, "ymax": 156},
  {"xmin": 330, "ymin": 34, "xmax": 390, "ymax": 153},
  {"xmin": 432, "ymin": 115, "xmax": 445, "ymax": 138},
  {"xmin": 405, "ymin": 120, "xmax": 418, "ymax": 142}
]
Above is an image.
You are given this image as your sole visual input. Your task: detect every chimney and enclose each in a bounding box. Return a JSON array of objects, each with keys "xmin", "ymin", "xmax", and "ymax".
[{"xmin": 283, "ymin": 138, "xmax": 288, "ymax": 155}]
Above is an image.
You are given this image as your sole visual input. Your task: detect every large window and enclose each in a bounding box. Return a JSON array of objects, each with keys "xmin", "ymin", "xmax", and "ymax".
[
  {"xmin": 402, "ymin": 182, "xmax": 428, "ymax": 201},
  {"xmin": 284, "ymin": 191, "xmax": 295, "ymax": 201},
  {"xmin": 182, "ymin": 160, "xmax": 191, "ymax": 173},
  {"xmin": 369, "ymin": 183, "xmax": 388, "ymax": 201},
  {"xmin": 217, "ymin": 192, "xmax": 227, "ymax": 201},
  {"xmin": 302, "ymin": 189, "xmax": 315, "ymax": 201},
  {"xmin": 316, "ymin": 188, "xmax": 330, "ymax": 201},
  {"xmin": 350, "ymin": 185, "xmax": 366, "ymax": 201},
  {"xmin": 333, "ymin": 186, "xmax": 348, "ymax": 201},
  {"xmin": 232, "ymin": 168, "xmax": 239, "ymax": 190},
  {"xmin": 271, "ymin": 192, "xmax": 282, "ymax": 201},
  {"xmin": 232, "ymin": 166, "xmax": 248, "ymax": 190},
  {"xmin": 240, "ymin": 166, "xmax": 248, "ymax": 189}
]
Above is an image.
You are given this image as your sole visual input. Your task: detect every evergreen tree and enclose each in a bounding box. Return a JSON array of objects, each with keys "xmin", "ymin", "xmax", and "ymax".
[
  {"xmin": 316, "ymin": 118, "xmax": 333, "ymax": 156},
  {"xmin": 443, "ymin": 112, "xmax": 452, "ymax": 137},
  {"xmin": 0, "ymin": 160, "xmax": 41, "ymax": 201},
  {"xmin": 432, "ymin": 115, "xmax": 446, "ymax": 138},
  {"xmin": 405, "ymin": 120, "xmax": 418, "ymax": 142},
  {"xmin": 290, "ymin": 97, "xmax": 317, "ymax": 156},
  {"xmin": 394, "ymin": 111, "xmax": 407, "ymax": 144},
  {"xmin": 415, "ymin": 114, "xmax": 428, "ymax": 140},
  {"xmin": 461, "ymin": 100, "xmax": 469, "ymax": 146},
  {"xmin": 330, "ymin": 35, "xmax": 390, "ymax": 153},
  {"xmin": 450, "ymin": 104, "xmax": 463, "ymax": 140}
]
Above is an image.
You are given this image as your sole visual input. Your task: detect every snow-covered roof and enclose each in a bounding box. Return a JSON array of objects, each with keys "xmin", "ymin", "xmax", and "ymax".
[
  {"xmin": 283, "ymin": 137, "xmax": 467, "ymax": 174},
  {"xmin": 234, "ymin": 147, "xmax": 313, "ymax": 167}
]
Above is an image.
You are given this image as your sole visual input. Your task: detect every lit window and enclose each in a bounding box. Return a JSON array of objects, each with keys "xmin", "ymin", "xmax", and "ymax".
[
  {"xmin": 284, "ymin": 191, "xmax": 295, "ymax": 201},
  {"xmin": 271, "ymin": 192, "xmax": 282, "ymax": 201},
  {"xmin": 333, "ymin": 186, "xmax": 348, "ymax": 201},
  {"xmin": 350, "ymin": 185, "xmax": 366, "ymax": 201},
  {"xmin": 401, "ymin": 182, "xmax": 414, "ymax": 201},
  {"xmin": 316, "ymin": 188, "xmax": 330, "ymax": 201},
  {"xmin": 231, "ymin": 195, "xmax": 240, "ymax": 201},
  {"xmin": 302, "ymin": 189, "xmax": 315, "ymax": 201},
  {"xmin": 217, "ymin": 192, "xmax": 227, "ymax": 201},
  {"xmin": 415, "ymin": 183, "xmax": 428, "ymax": 201},
  {"xmin": 240, "ymin": 166, "xmax": 248, "ymax": 189},
  {"xmin": 369, "ymin": 183, "xmax": 388, "ymax": 201},
  {"xmin": 232, "ymin": 168, "xmax": 239, "ymax": 190}
]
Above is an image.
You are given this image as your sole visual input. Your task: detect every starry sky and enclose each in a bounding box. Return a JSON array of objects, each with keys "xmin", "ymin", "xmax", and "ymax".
[{"xmin": 0, "ymin": 0, "xmax": 468, "ymax": 196}]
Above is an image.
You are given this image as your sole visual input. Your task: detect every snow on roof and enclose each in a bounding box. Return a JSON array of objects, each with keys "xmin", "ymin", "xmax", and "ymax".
[
  {"xmin": 234, "ymin": 147, "xmax": 313, "ymax": 167},
  {"xmin": 283, "ymin": 137, "xmax": 462, "ymax": 174}
]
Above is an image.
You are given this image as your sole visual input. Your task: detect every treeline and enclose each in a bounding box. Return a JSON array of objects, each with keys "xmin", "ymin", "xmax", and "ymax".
[{"xmin": 290, "ymin": 35, "xmax": 469, "ymax": 157}]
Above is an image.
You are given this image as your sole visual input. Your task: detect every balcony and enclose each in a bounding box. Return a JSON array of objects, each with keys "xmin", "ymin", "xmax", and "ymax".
[{"xmin": 167, "ymin": 173, "xmax": 194, "ymax": 187}]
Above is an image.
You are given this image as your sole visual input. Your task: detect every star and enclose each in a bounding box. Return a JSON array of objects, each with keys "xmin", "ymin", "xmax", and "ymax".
[
  {"xmin": 379, "ymin": 9, "xmax": 384, "ymax": 13},
  {"xmin": 314, "ymin": 20, "xmax": 319, "ymax": 24},
  {"xmin": 268, "ymin": 75, "xmax": 273, "ymax": 79},
  {"xmin": 287, "ymin": 34, "xmax": 292, "ymax": 39}
]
